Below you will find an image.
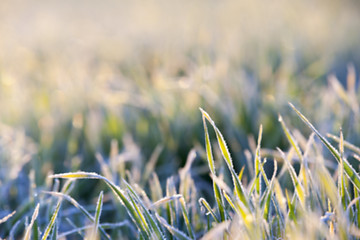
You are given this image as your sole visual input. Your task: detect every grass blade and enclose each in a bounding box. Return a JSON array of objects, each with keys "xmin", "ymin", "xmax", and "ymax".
[
  {"xmin": 279, "ymin": 115, "xmax": 308, "ymax": 193},
  {"xmin": 200, "ymin": 108, "xmax": 250, "ymax": 210},
  {"xmin": 42, "ymin": 200, "xmax": 61, "ymax": 240},
  {"xmin": 24, "ymin": 203, "xmax": 39, "ymax": 240},
  {"xmin": 199, "ymin": 198, "xmax": 220, "ymax": 223},
  {"xmin": 201, "ymin": 109, "xmax": 226, "ymax": 221},
  {"xmin": 255, "ymin": 125, "xmax": 263, "ymax": 195},
  {"xmin": 91, "ymin": 191, "xmax": 104, "ymax": 240},
  {"xmin": 156, "ymin": 214, "xmax": 192, "ymax": 240},
  {"xmin": 43, "ymin": 191, "xmax": 111, "ymax": 240},
  {"xmin": 278, "ymin": 148, "xmax": 305, "ymax": 208},
  {"xmin": 289, "ymin": 102, "xmax": 360, "ymax": 192},
  {"xmin": 179, "ymin": 197, "xmax": 195, "ymax": 239},
  {"xmin": 0, "ymin": 211, "xmax": 16, "ymax": 225},
  {"xmin": 50, "ymin": 172, "xmax": 151, "ymax": 238}
]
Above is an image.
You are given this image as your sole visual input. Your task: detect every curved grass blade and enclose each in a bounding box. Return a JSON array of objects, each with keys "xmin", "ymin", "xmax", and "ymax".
[
  {"xmin": 199, "ymin": 198, "xmax": 220, "ymax": 223},
  {"xmin": 278, "ymin": 148, "xmax": 305, "ymax": 208},
  {"xmin": 200, "ymin": 109, "xmax": 226, "ymax": 221},
  {"xmin": 43, "ymin": 191, "xmax": 111, "ymax": 240},
  {"xmin": 200, "ymin": 108, "xmax": 250, "ymax": 210},
  {"xmin": 50, "ymin": 172, "xmax": 150, "ymax": 239},
  {"xmin": 24, "ymin": 203, "xmax": 39, "ymax": 240},
  {"xmin": 289, "ymin": 103, "xmax": 360, "ymax": 192},
  {"xmin": 279, "ymin": 115, "xmax": 308, "ymax": 193},
  {"xmin": 124, "ymin": 181, "xmax": 164, "ymax": 240}
]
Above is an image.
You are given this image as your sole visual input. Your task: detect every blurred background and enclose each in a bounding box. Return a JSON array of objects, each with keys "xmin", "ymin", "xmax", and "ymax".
[{"xmin": 1, "ymin": 0, "xmax": 360, "ymax": 230}]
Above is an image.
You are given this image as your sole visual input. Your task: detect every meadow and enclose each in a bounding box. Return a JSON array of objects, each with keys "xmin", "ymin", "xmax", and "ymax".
[{"xmin": 1, "ymin": 0, "xmax": 360, "ymax": 239}]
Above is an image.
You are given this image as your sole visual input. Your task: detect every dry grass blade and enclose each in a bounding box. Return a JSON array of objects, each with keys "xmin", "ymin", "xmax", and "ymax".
[
  {"xmin": 151, "ymin": 194, "xmax": 182, "ymax": 209},
  {"xmin": 0, "ymin": 211, "xmax": 16, "ymax": 225},
  {"xmin": 24, "ymin": 204, "xmax": 39, "ymax": 240},
  {"xmin": 201, "ymin": 221, "xmax": 230, "ymax": 240}
]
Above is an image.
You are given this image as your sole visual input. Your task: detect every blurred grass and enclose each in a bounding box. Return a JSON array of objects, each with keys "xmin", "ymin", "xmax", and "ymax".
[{"xmin": 1, "ymin": 0, "xmax": 360, "ymax": 238}]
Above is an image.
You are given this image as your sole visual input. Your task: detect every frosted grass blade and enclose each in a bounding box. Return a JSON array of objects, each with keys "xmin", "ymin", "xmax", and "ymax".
[
  {"xmin": 0, "ymin": 211, "xmax": 16, "ymax": 225},
  {"xmin": 43, "ymin": 191, "xmax": 110, "ymax": 240},
  {"xmin": 199, "ymin": 198, "xmax": 220, "ymax": 223},
  {"xmin": 200, "ymin": 108, "xmax": 250, "ymax": 210},
  {"xmin": 278, "ymin": 148, "xmax": 305, "ymax": 208},
  {"xmin": 201, "ymin": 109, "xmax": 226, "ymax": 221},
  {"xmin": 156, "ymin": 214, "xmax": 192, "ymax": 240},
  {"xmin": 289, "ymin": 103, "xmax": 360, "ymax": 192},
  {"xmin": 42, "ymin": 200, "xmax": 61, "ymax": 240},
  {"xmin": 24, "ymin": 204, "xmax": 39, "ymax": 240},
  {"xmin": 91, "ymin": 191, "xmax": 104, "ymax": 240},
  {"xmin": 255, "ymin": 125, "xmax": 263, "ymax": 195}
]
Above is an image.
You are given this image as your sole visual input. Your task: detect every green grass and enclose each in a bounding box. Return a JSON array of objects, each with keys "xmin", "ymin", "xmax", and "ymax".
[
  {"xmin": 1, "ymin": 1, "xmax": 360, "ymax": 239},
  {"xmin": 3, "ymin": 103, "xmax": 360, "ymax": 239}
]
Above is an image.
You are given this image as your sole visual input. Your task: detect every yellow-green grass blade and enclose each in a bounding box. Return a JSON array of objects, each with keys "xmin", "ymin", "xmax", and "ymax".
[
  {"xmin": 200, "ymin": 108, "xmax": 233, "ymax": 169},
  {"xmin": 213, "ymin": 182, "xmax": 226, "ymax": 222},
  {"xmin": 285, "ymin": 190, "xmax": 296, "ymax": 223},
  {"xmin": 50, "ymin": 172, "xmax": 150, "ymax": 238},
  {"xmin": 179, "ymin": 197, "xmax": 195, "ymax": 239},
  {"xmin": 201, "ymin": 110, "xmax": 216, "ymax": 175},
  {"xmin": 354, "ymin": 189, "xmax": 360, "ymax": 228},
  {"xmin": 199, "ymin": 198, "xmax": 220, "ymax": 223},
  {"xmin": 278, "ymin": 149, "xmax": 305, "ymax": 208},
  {"xmin": 24, "ymin": 203, "xmax": 39, "ymax": 240},
  {"xmin": 289, "ymin": 103, "xmax": 360, "ymax": 192},
  {"xmin": 339, "ymin": 130, "xmax": 347, "ymax": 210},
  {"xmin": 255, "ymin": 125, "xmax": 263, "ymax": 195},
  {"xmin": 127, "ymin": 192, "xmax": 151, "ymax": 237},
  {"xmin": 42, "ymin": 200, "xmax": 61, "ymax": 240},
  {"xmin": 91, "ymin": 191, "xmax": 104, "ymax": 240},
  {"xmin": 43, "ymin": 191, "xmax": 111, "ymax": 240},
  {"xmin": 279, "ymin": 115, "xmax": 308, "ymax": 193},
  {"xmin": 260, "ymin": 160, "xmax": 278, "ymax": 220},
  {"xmin": 200, "ymin": 109, "xmax": 226, "ymax": 221},
  {"xmin": 166, "ymin": 177, "xmax": 178, "ymax": 232},
  {"xmin": 200, "ymin": 108, "xmax": 250, "ymax": 210},
  {"xmin": 222, "ymin": 191, "xmax": 249, "ymax": 222},
  {"xmin": 125, "ymin": 181, "xmax": 164, "ymax": 240}
]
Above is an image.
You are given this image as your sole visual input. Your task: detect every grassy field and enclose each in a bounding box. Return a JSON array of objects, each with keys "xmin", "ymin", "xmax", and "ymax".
[{"xmin": 1, "ymin": 0, "xmax": 360, "ymax": 239}]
